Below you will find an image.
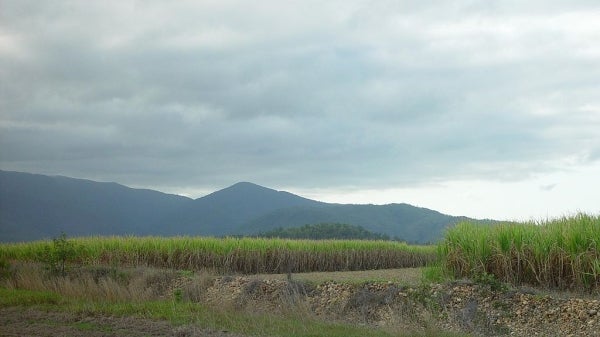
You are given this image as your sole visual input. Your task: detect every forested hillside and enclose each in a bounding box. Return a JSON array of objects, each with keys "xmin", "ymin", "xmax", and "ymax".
[{"xmin": 257, "ymin": 223, "xmax": 392, "ymax": 240}]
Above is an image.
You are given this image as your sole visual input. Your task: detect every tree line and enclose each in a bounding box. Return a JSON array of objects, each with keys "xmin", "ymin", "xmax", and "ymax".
[{"xmin": 258, "ymin": 223, "xmax": 393, "ymax": 241}]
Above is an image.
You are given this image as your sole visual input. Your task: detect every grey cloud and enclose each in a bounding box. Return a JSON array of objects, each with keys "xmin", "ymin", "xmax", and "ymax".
[
  {"xmin": 540, "ymin": 184, "xmax": 557, "ymax": 191},
  {"xmin": 1, "ymin": 0, "xmax": 599, "ymax": 193}
]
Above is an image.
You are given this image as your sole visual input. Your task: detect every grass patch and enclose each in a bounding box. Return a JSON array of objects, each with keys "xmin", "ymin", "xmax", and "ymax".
[
  {"xmin": 440, "ymin": 213, "xmax": 600, "ymax": 291},
  {"xmin": 70, "ymin": 321, "xmax": 114, "ymax": 332},
  {"xmin": 421, "ymin": 263, "xmax": 451, "ymax": 284},
  {"xmin": 0, "ymin": 287, "xmax": 62, "ymax": 306}
]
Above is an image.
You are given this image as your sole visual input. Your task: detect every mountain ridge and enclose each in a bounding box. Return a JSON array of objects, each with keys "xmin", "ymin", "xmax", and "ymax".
[{"xmin": 0, "ymin": 170, "xmax": 484, "ymax": 243}]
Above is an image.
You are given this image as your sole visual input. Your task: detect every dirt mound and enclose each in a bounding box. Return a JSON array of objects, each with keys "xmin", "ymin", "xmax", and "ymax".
[
  {"xmin": 177, "ymin": 275, "xmax": 600, "ymax": 337},
  {"xmin": 434, "ymin": 281, "xmax": 599, "ymax": 336}
]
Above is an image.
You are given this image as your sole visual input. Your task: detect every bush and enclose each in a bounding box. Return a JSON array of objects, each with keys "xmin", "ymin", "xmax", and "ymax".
[
  {"xmin": 473, "ymin": 271, "xmax": 506, "ymax": 292},
  {"xmin": 38, "ymin": 232, "xmax": 78, "ymax": 276},
  {"xmin": 0, "ymin": 255, "xmax": 12, "ymax": 280}
]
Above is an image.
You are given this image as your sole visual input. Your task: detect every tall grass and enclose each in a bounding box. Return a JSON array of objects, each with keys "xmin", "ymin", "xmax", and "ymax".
[
  {"xmin": 0, "ymin": 236, "xmax": 436, "ymax": 274},
  {"xmin": 440, "ymin": 213, "xmax": 600, "ymax": 290}
]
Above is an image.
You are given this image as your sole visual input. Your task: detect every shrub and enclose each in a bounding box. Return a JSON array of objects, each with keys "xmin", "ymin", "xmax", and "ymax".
[
  {"xmin": 0, "ymin": 255, "xmax": 12, "ymax": 280},
  {"xmin": 38, "ymin": 232, "xmax": 79, "ymax": 276}
]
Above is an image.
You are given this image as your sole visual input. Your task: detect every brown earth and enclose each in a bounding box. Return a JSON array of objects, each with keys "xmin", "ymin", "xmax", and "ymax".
[
  {"xmin": 250, "ymin": 267, "xmax": 423, "ymax": 284},
  {"xmin": 0, "ymin": 307, "xmax": 247, "ymax": 337},
  {"xmin": 181, "ymin": 273, "xmax": 600, "ymax": 337}
]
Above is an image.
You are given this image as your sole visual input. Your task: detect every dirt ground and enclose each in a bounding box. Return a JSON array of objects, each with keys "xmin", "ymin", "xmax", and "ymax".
[
  {"xmin": 0, "ymin": 307, "xmax": 247, "ymax": 337},
  {"xmin": 251, "ymin": 267, "xmax": 423, "ymax": 284}
]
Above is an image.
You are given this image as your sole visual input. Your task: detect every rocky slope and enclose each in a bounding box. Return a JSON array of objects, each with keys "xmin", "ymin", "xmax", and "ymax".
[{"xmin": 171, "ymin": 275, "xmax": 600, "ymax": 337}]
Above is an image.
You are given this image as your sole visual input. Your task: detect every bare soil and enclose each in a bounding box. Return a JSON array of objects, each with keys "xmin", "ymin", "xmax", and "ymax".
[
  {"xmin": 198, "ymin": 274, "xmax": 600, "ymax": 337},
  {"xmin": 251, "ymin": 267, "xmax": 423, "ymax": 285},
  {"xmin": 0, "ymin": 307, "xmax": 247, "ymax": 337}
]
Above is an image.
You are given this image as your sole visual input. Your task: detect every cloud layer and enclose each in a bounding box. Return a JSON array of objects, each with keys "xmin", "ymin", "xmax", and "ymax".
[{"xmin": 1, "ymin": 0, "xmax": 599, "ymax": 196}]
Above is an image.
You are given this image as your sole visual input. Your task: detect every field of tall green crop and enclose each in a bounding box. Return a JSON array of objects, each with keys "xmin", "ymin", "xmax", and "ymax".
[
  {"xmin": 440, "ymin": 213, "xmax": 600, "ymax": 290},
  {"xmin": 0, "ymin": 236, "xmax": 436, "ymax": 274}
]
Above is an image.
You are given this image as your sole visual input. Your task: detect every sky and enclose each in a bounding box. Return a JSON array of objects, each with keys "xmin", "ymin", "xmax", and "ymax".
[{"xmin": 1, "ymin": 1, "xmax": 599, "ymax": 221}]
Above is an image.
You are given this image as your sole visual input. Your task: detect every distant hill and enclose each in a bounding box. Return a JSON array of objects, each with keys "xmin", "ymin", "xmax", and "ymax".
[
  {"xmin": 0, "ymin": 170, "xmax": 486, "ymax": 243},
  {"xmin": 0, "ymin": 170, "xmax": 190, "ymax": 241},
  {"xmin": 163, "ymin": 182, "xmax": 323, "ymax": 236}
]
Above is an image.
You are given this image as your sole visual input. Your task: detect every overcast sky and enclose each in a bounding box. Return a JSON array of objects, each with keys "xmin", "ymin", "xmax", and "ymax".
[{"xmin": 1, "ymin": 1, "xmax": 599, "ymax": 220}]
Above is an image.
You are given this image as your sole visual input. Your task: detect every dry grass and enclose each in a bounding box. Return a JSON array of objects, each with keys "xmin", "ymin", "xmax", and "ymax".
[
  {"xmin": 2, "ymin": 263, "xmax": 178, "ymax": 302},
  {"xmin": 180, "ymin": 270, "xmax": 216, "ymax": 302}
]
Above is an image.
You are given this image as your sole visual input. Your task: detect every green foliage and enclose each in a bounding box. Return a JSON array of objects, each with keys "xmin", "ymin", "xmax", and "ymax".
[
  {"xmin": 258, "ymin": 223, "xmax": 392, "ymax": 240},
  {"xmin": 69, "ymin": 321, "xmax": 114, "ymax": 333},
  {"xmin": 408, "ymin": 283, "xmax": 440, "ymax": 311},
  {"xmin": 440, "ymin": 213, "xmax": 600, "ymax": 290},
  {"xmin": 0, "ymin": 287, "xmax": 62, "ymax": 306},
  {"xmin": 472, "ymin": 272, "xmax": 507, "ymax": 292},
  {"xmin": 173, "ymin": 288, "xmax": 183, "ymax": 302},
  {"xmin": 421, "ymin": 263, "xmax": 451, "ymax": 284},
  {"xmin": 178, "ymin": 270, "xmax": 194, "ymax": 278},
  {"xmin": 38, "ymin": 232, "xmax": 79, "ymax": 276},
  {"xmin": 0, "ymin": 255, "xmax": 12, "ymax": 280},
  {"xmin": 3, "ymin": 235, "xmax": 436, "ymax": 273}
]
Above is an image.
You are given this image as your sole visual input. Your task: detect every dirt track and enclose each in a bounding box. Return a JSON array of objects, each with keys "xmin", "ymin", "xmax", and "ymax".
[{"xmin": 0, "ymin": 307, "xmax": 247, "ymax": 337}]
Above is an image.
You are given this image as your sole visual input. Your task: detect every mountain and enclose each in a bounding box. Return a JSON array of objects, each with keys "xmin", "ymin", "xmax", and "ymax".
[
  {"xmin": 158, "ymin": 182, "xmax": 324, "ymax": 236},
  {"xmin": 0, "ymin": 170, "xmax": 483, "ymax": 243},
  {"xmin": 0, "ymin": 170, "xmax": 190, "ymax": 241}
]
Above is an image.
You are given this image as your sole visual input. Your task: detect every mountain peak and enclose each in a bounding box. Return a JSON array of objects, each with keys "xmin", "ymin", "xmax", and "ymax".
[
  {"xmin": 208, "ymin": 181, "xmax": 276, "ymax": 198},
  {"xmin": 228, "ymin": 181, "xmax": 269, "ymax": 189},
  {"xmin": 202, "ymin": 181, "xmax": 306, "ymax": 204},
  {"xmin": 196, "ymin": 181, "xmax": 322, "ymax": 211},
  {"xmin": 233, "ymin": 181, "xmax": 258, "ymax": 186}
]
